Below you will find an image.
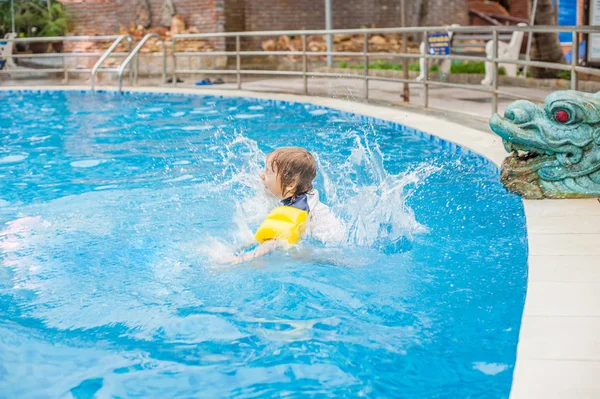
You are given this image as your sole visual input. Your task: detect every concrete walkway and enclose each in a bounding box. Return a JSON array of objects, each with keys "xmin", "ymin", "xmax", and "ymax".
[{"xmin": 0, "ymin": 75, "xmax": 556, "ymax": 121}]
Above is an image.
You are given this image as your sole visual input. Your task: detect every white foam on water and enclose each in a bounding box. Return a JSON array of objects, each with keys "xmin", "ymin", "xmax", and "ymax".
[
  {"xmin": 165, "ymin": 174, "xmax": 194, "ymax": 183},
  {"xmin": 191, "ymin": 107, "xmax": 217, "ymax": 114},
  {"xmin": 28, "ymin": 135, "xmax": 51, "ymax": 142},
  {"xmin": 173, "ymin": 160, "xmax": 191, "ymax": 165},
  {"xmin": 234, "ymin": 114, "xmax": 264, "ymax": 119},
  {"xmin": 70, "ymin": 159, "xmax": 107, "ymax": 168},
  {"xmin": 182, "ymin": 126, "xmax": 213, "ymax": 131},
  {"xmin": 198, "ymin": 129, "xmax": 438, "ymax": 259},
  {"xmin": 172, "ymin": 111, "xmax": 186, "ymax": 117},
  {"xmin": 0, "ymin": 155, "xmax": 28, "ymax": 164},
  {"xmin": 309, "ymin": 109, "xmax": 328, "ymax": 116},
  {"xmin": 248, "ymin": 105, "xmax": 264, "ymax": 110},
  {"xmin": 94, "ymin": 185, "xmax": 119, "ymax": 190},
  {"xmin": 472, "ymin": 362, "xmax": 509, "ymax": 376}
]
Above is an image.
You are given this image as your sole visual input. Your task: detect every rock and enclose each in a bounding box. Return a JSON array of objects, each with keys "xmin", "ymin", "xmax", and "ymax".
[
  {"xmin": 277, "ymin": 36, "xmax": 291, "ymax": 50},
  {"xmin": 308, "ymin": 41, "xmax": 325, "ymax": 52},
  {"xmin": 262, "ymin": 39, "xmax": 276, "ymax": 52},
  {"xmin": 368, "ymin": 35, "xmax": 387, "ymax": 46},
  {"xmin": 334, "ymin": 34, "xmax": 352, "ymax": 43},
  {"xmin": 170, "ymin": 15, "xmax": 186, "ymax": 36},
  {"xmin": 160, "ymin": 0, "xmax": 176, "ymax": 27},
  {"xmin": 149, "ymin": 27, "xmax": 169, "ymax": 37},
  {"xmin": 136, "ymin": 0, "xmax": 151, "ymax": 29}
]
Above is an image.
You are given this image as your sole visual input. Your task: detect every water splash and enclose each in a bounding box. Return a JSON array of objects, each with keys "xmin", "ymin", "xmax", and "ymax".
[{"xmin": 200, "ymin": 130, "xmax": 439, "ymax": 259}]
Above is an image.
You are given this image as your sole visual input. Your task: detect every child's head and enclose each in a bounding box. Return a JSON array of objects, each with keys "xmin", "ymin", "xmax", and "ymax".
[{"xmin": 261, "ymin": 147, "xmax": 316, "ymax": 199}]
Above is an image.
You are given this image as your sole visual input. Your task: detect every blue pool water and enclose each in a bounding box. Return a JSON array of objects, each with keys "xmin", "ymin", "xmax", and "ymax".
[{"xmin": 0, "ymin": 91, "xmax": 527, "ymax": 398}]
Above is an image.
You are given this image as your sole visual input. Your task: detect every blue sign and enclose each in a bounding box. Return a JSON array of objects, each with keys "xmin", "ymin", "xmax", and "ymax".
[
  {"xmin": 556, "ymin": 0, "xmax": 578, "ymax": 43},
  {"xmin": 428, "ymin": 32, "xmax": 451, "ymax": 56}
]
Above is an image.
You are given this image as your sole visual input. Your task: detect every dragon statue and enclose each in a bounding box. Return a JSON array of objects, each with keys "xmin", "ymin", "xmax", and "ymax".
[{"xmin": 489, "ymin": 90, "xmax": 600, "ymax": 199}]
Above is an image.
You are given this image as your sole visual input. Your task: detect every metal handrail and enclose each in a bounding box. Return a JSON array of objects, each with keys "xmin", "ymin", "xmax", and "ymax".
[
  {"xmin": 11, "ymin": 35, "xmax": 121, "ymax": 43},
  {"xmin": 0, "ymin": 35, "xmax": 126, "ymax": 81},
  {"xmin": 117, "ymin": 33, "xmax": 166, "ymax": 93},
  {"xmin": 171, "ymin": 24, "xmax": 600, "ymax": 118},
  {"xmin": 173, "ymin": 24, "xmax": 600, "ymax": 39},
  {"xmin": 90, "ymin": 34, "xmax": 134, "ymax": 92}
]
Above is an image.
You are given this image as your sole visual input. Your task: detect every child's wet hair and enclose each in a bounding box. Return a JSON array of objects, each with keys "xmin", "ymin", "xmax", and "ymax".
[{"xmin": 267, "ymin": 147, "xmax": 317, "ymax": 199}]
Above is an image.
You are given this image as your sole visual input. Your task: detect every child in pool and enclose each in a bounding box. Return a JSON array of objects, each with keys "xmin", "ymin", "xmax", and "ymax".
[{"xmin": 230, "ymin": 146, "xmax": 345, "ymax": 264}]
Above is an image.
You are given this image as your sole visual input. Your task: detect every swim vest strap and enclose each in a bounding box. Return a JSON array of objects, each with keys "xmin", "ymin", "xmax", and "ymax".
[{"xmin": 254, "ymin": 206, "xmax": 308, "ymax": 244}]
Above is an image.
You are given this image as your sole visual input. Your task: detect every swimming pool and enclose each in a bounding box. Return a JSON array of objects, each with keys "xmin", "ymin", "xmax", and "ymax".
[{"xmin": 0, "ymin": 90, "xmax": 527, "ymax": 398}]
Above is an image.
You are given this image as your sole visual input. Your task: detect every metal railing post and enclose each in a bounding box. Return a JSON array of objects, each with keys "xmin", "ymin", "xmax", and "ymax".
[
  {"xmin": 302, "ymin": 35, "xmax": 308, "ymax": 95},
  {"xmin": 401, "ymin": 0, "xmax": 409, "ymax": 102},
  {"xmin": 62, "ymin": 38, "xmax": 68, "ymax": 84},
  {"xmin": 128, "ymin": 37, "xmax": 134, "ymax": 84},
  {"xmin": 91, "ymin": 34, "xmax": 132, "ymax": 92},
  {"xmin": 423, "ymin": 31, "xmax": 429, "ymax": 109},
  {"xmin": 492, "ymin": 29, "xmax": 499, "ymax": 115},
  {"xmin": 571, "ymin": 30, "xmax": 578, "ymax": 91},
  {"xmin": 364, "ymin": 33, "xmax": 369, "ymax": 99},
  {"xmin": 171, "ymin": 38, "xmax": 177, "ymax": 86},
  {"xmin": 117, "ymin": 33, "xmax": 166, "ymax": 93},
  {"xmin": 135, "ymin": 52, "xmax": 140, "ymax": 85},
  {"xmin": 161, "ymin": 39, "xmax": 167, "ymax": 86},
  {"xmin": 236, "ymin": 35, "xmax": 241, "ymax": 90}
]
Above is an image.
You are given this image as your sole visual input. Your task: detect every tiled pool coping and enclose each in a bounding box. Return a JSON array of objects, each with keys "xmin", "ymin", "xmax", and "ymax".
[{"xmin": 2, "ymin": 86, "xmax": 599, "ymax": 398}]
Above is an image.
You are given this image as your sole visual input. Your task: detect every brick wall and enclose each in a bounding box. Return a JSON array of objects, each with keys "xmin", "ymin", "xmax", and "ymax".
[
  {"xmin": 237, "ymin": 0, "xmax": 468, "ymax": 49},
  {"xmin": 242, "ymin": 0, "xmax": 468, "ymax": 33},
  {"xmin": 224, "ymin": 0, "xmax": 245, "ymax": 50},
  {"xmin": 60, "ymin": 0, "xmax": 470, "ymax": 54},
  {"xmin": 508, "ymin": 0, "xmax": 530, "ymax": 21},
  {"xmin": 413, "ymin": 0, "xmax": 469, "ymax": 27},
  {"xmin": 62, "ymin": 0, "xmax": 469, "ymax": 37},
  {"xmin": 60, "ymin": 0, "xmax": 222, "ymax": 35}
]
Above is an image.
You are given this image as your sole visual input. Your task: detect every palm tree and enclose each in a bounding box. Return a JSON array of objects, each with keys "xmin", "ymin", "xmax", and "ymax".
[{"xmin": 530, "ymin": 0, "xmax": 565, "ymax": 78}]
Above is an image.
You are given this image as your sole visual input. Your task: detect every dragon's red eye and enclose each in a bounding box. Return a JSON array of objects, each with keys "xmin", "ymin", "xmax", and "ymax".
[{"xmin": 555, "ymin": 110, "xmax": 569, "ymax": 123}]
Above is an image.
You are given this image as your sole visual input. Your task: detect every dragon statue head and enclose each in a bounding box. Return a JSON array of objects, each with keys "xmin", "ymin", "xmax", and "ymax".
[{"xmin": 489, "ymin": 90, "xmax": 600, "ymax": 199}]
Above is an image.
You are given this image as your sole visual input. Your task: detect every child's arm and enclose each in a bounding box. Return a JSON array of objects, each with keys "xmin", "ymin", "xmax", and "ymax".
[{"xmin": 231, "ymin": 239, "xmax": 283, "ymax": 264}]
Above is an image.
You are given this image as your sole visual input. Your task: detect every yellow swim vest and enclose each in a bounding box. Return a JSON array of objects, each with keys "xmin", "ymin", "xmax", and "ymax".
[{"xmin": 254, "ymin": 206, "xmax": 308, "ymax": 244}]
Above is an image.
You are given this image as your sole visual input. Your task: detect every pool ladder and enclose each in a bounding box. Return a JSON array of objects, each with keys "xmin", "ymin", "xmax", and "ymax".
[{"xmin": 90, "ymin": 33, "xmax": 167, "ymax": 93}]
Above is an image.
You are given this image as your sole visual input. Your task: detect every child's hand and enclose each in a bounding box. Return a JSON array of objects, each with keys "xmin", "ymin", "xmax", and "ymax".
[{"xmin": 227, "ymin": 240, "xmax": 284, "ymax": 265}]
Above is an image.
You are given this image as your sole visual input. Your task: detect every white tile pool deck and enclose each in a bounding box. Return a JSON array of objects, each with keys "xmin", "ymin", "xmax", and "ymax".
[{"xmin": 2, "ymin": 85, "xmax": 599, "ymax": 398}]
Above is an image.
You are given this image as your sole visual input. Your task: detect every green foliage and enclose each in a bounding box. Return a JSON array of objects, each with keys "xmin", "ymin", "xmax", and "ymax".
[
  {"xmin": 556, "ymin": 71, "xmax": 572, "ymax": 80},
  {"xmin": 337, "ymin": 59, "xmax": 497, "ymax": 75},
  {"xmin": 0, "ymin": 0, "xmax": 72, "ymax": 38},
  {"xmin": 337, "ymin": 59, "xmax": 436, "ymax": 72},
  {"xmin": 450, "ymin": 61, "xmax": 486, "ymax": 74},
  {"xmin": 39, "ymin": 2, "xmax": 71, "ymax": 37}
]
